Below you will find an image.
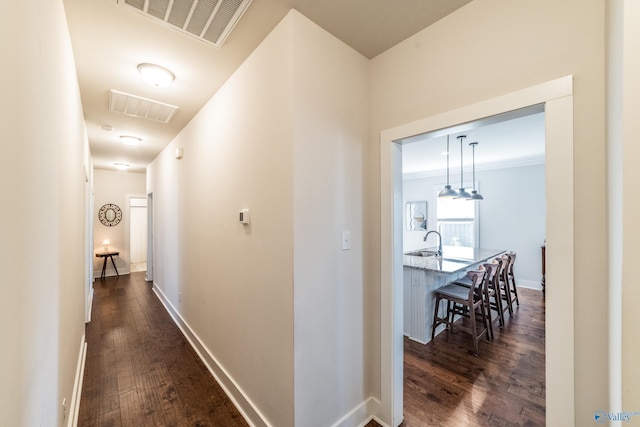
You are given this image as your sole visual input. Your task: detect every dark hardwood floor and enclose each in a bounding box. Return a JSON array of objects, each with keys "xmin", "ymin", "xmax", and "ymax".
[
  {"xmin": 79, "ymin": 272, "xmax": 543, "ymax": 427},
  {"xmin": 78, "ymin": 272, "xmax": 248, "ymax": 427},
  {"xmin": 401, "ymin": 287, "xmax": 545, "ymax": 427}
]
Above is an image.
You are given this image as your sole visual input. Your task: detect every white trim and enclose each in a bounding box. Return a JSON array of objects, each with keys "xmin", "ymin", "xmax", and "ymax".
[
  {"xmin": 152, "ymin": 283, "xmax": 270, "ymax": 427},
  {"xmin": 67, "ymin": 337, "xmax": 87, "ymax": 427},
  {"xmin": 517, "ymin": 279, "xmax": 543, "ymax": 292},
  {"xmin": 86, "ymin": 287, "xmax": 93, "ymax": 323},
  {"xmin": 125, "ymin": 193, "xmax": 147, "ymax": 274},
  {"xmin": 330, "ymin": 397, "xmax": 381, "ymax": 427},
  {"xmin": 93, "ymin": 269, "xmax": 130, "ymax": 279},
  {"xmin": 379, "ymin": 75, "xmax": 575, "ymax": 427},
  {"xmin": 146, "ymin": 192, "xmax": 154, "ymax": 282}
]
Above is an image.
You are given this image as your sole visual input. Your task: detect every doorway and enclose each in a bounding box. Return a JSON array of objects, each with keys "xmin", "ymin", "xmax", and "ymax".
[
  {"xmin": 399, "ymin": 109, "xmax": 546, "ymax": 424},
  {"xmin": 379, "ymin": 76, "xmax": 575, "ymax": 426},
  {"xmin": 129, "ymin": 196, "xmax": 147, "ymax": 273}
]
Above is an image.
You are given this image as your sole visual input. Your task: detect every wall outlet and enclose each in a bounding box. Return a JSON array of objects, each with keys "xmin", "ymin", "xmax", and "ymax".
[{"xmin": 178, "ymin": 292, "xmax": 182, "ymax": 302}]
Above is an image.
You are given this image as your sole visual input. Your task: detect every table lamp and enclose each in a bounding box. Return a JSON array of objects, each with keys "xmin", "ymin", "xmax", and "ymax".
[{"xmin": 102, "ymin": 239, "xmax": 110, "ymax": 252}]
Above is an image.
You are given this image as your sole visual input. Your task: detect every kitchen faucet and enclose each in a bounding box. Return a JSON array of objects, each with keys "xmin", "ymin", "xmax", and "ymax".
[{"xmin": 423, "ymin": 230, "xmax": 443, "ymax": 257}]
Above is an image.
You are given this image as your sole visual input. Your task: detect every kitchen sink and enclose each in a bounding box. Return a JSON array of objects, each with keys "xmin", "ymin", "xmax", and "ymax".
[{"xmin": 405, "ymin": 250, "xmax": 439, "ymax": 257}]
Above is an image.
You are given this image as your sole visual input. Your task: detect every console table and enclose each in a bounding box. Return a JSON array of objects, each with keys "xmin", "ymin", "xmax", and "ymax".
[{"xmin": 96, "ymin": 251, "xmax": 119, "ymax": 280}]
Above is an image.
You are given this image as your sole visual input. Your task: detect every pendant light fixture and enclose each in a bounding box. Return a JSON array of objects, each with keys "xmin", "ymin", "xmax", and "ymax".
[
  {"xmin": 454, "ymin": 135, "xmax": 472, "ymax": 199},
  {"xmin": 468, "ymin": 141, "xmax": 484, "ymax": 200},
  {"xmin": 438, "ymin": 135, "xmax": 458, "ymax": 198}
]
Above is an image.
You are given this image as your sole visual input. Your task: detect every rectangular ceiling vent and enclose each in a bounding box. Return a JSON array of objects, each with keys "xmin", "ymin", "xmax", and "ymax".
[
  {"xmin": 116, "ymin": 0, "xmax": 253, "ymax": 48},
  {"xmin": 109, "ymin": 89, "xmax": 179, "ymax": 123}
]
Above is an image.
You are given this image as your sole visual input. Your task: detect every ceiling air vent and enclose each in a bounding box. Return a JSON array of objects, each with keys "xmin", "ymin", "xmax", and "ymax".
[
  {"xmin": 109, "ymin": 89, "xmax": 179, "ymax": 123},
  {"xmin": 116, "ymin": 0, "xmax": 253, "ymax": 48}
]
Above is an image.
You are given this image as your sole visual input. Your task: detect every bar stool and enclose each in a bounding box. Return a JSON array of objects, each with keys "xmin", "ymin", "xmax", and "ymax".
[
  {"xmin": 488, "ymin": 257, "xmax": 510, "ymax": 327},
  {"xmin": 431, "ymin": 269, "xmax": 489, "ymax": 356},
  {"xmin": 452, "ymin": 262, "xmax": 501, "ymax": 339},
  {"xmin": 498, "ymin": 254, "xmax": 515, "ymax": 316},
  {"xmin": 506, "ymin": 251, "xmax": 520, "ymax": 307}
]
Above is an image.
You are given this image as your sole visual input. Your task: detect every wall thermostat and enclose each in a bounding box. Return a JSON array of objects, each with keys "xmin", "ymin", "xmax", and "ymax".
[{"xmin": 239, "ymin": 209, "xmax": 250, "ymax": 225}]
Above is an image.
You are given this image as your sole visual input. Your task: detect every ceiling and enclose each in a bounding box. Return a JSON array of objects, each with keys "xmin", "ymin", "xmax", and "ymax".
[
  {"xmin": 401, "ymin": 111, "xmax": 546, "ymax": 179},
  {"xmin": 63, "ymin": 0, "xmax": 472, "ymax": 173}
]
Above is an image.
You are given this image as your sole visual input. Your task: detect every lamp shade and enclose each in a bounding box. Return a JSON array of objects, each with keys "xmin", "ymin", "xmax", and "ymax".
[
  {"xmin": 469, "ymin": 190, "xmax": 484, "ymax": 200},
  {"xmin": 438, "ymin": 185, "xmax": 458, "ymax": 198},
  {"xmin": 467, "ymin": 141, "xmax": 484, "ymax": 201},
  {"xmin": 454, "ymin": 188, "xmax": 473, "ymax": 199},
  {"xmin": 438, "ymin": 135, "xmax": 458, "ymax": 198}
]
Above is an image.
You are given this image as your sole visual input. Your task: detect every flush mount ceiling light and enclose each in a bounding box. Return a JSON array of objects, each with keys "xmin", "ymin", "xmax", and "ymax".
[
  {"xmin": 120, "ymin": 135, "xmax": 141, "ymax": 146},
  {"xmin": 137, "ymin": 63, "xmax": 175, "ymax": 88},
  {"xmin": 114, "ymin": 163, "xmax": 130, "ymax": 170},
  {"xmin": 438, "ymin": 135, "xmax": 458, "ymax": 198}
]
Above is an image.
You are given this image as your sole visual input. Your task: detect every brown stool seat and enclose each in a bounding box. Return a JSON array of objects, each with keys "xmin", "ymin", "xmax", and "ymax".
[{"xmin": 432, "ymin": 269, "xmax": 489, "ymax": 356}]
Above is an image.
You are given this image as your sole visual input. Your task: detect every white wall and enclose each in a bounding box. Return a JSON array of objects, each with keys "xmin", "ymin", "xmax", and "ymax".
[
  {"xmin": 148, "ymin": 11, "xmax": 369, "ymax": 427},
  {"xmin": 403, "ymin": 164, "xmax": 545, "ymax": 288},
  {"xmin": 0, "ymin": 0, "xmax": 90, "ymax": 425},
  {"xmin": 291, "ymin": 13, "xmax": 369, "ymax": 427},
  {"xmin": 370, "ymin": 0, "xmax": 607, "ymax": 425},
  {"xmin": 93, "ymin": 169, "xmax": 146, "ymax": 277},
  {"xmin": 149, "ymin": 12, "xmax": 296, "ymax": 422}
]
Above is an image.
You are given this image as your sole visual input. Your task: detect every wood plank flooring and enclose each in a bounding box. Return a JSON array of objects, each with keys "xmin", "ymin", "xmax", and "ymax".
[
  {"xmin": 78, "ymin": 272, "xmax": 248, "ymax": 427},
  {"xmin": 79, "ymin": 272, "xmax": 544, "ymax": 427},
  {"xmin": 401, "ymin": 287, "xmax": 545, "ymax": 426}
]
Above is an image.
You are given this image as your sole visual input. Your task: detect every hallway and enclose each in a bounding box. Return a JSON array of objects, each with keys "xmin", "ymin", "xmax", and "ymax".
[{"xmin": 78, "ymin": 272, "xmax": 248, "ymax": 426}]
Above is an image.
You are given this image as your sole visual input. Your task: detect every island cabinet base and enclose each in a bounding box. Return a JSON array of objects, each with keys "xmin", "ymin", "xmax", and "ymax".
[
  {"xmin": 403, "ymin": 247, "xmax": 506, "ymax": 344},
  {"xmin": 403, "ymin": 267, "xmax": 464, "ymax": 344}
]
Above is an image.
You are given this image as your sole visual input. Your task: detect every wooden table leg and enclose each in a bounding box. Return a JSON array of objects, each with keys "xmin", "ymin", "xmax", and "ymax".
[
  {"xmin": 109, "ymin": 255, "xmax": 119, "ymax": 277},
  {"xmin": 101, "ymin": 257, "xmax": 107, "ymax": 280}
]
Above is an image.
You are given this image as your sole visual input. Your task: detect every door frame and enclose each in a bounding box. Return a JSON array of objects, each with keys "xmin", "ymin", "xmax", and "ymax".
[
  {"xmin": 379, "ymin": 76, "xmax": 575, "ymax": 426},
  {"xmin": 146, "ymin": 192, "xmax": 154, "ymax": 282},
  {"xmin": 127, "ymin": 194, "xmax": 148, "ymax": 274}
]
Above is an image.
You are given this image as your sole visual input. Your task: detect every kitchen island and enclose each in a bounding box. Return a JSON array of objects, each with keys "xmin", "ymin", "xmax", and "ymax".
[{"xmin": 403, "ymin": 246, "xmax": 505, "ymax": 343}]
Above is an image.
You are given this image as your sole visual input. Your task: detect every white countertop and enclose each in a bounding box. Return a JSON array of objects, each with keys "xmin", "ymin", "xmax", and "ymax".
[{"xmin": 403, "ymin": 246, "xmax": 505, "ymax": 273}]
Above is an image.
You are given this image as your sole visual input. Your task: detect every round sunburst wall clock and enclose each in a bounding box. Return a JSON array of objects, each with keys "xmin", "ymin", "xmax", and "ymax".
[{"xmin": 98, "ymin": 203, "xmax": 122, "ymax": 227}]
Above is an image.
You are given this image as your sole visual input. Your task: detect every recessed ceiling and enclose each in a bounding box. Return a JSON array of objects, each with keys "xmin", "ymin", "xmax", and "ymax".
[{"xmin": 62, "ymin": 0, "xmax": 472, "ymax": 173}]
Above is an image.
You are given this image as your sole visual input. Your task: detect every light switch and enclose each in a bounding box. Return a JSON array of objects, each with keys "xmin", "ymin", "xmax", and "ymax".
[{"xmin": 341, "ymin": 231, "xmax": 351, "ymax": 250}]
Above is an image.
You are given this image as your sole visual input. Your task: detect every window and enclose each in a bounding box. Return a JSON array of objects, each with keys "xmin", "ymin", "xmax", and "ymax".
[{"xmin": 435, "ymin": 189, "xmax": 478, "ymax": 248}]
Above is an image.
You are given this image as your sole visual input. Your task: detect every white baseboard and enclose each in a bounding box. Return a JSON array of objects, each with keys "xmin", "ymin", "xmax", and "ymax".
[
  {"xmin": 67, "ymin": 337, "xmax": 87, "ymax": 427},
  {"xmin": 93, "ymin": 269, "xmax": 130, "ymax": 279},
  {"xmin": 517, "ymin": 278, "xmax": 543, "ymax": 291},
  {"xmin": 332, "ymin": 397, "xmax": 386, "ymax": 427},
  {"xmin": 152, "ymin": 283, "xmax": 271, "ymax": 427}
]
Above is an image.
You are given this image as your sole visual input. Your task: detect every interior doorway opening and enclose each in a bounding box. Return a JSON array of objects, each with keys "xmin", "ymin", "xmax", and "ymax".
[
  {"xmin": 398, "ymin": 108, "xmax": 546, "ymax": 425},
  {"xmin": 379, "ymin": 76, "xmax": 575, "ymax": 427},
  {"xmin": 129, "ymin": 196, "xmax": 147, "ymax": 273}
]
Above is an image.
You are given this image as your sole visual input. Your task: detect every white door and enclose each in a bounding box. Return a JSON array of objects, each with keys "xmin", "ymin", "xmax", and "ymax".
[{"xmin": 129, "ymin": 197, "xmax": 147, "ymax": 272}]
